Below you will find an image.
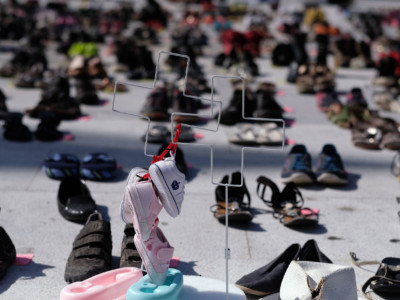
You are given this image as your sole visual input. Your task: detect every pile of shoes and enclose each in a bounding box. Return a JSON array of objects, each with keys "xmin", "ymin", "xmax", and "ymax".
[{"xmin": 120, "ymin": 142, "xmax": 186, "ymax": 285}]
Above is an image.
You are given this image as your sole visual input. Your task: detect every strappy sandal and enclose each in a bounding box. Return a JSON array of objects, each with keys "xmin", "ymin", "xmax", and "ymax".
[
  {"xmin": 64, "ymin": 211, "xmax": 112, "ymax": 283},
  {"xmin": 350, "ymin": 252, "xmax": 400, "ymax": 298},
  {"xmin": 120, "ymin": 224, "xmax": 142, "ymax": 269},
  {"xmin": 212, "ymin": 171, "xmax": 253, "ymax": 223},
  {"xmin": 256, "ymin": 176, "xmax": 319, "ymax": 227}
]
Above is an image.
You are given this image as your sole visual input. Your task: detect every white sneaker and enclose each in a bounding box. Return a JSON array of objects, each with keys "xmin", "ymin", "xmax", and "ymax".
[
  {"xmin": 149, "ymin": 157, "xmax": 185, "ymax": 218},
  {"xmin": 121, "ymin": 168, "xmax": 162, "ymax": 241}
]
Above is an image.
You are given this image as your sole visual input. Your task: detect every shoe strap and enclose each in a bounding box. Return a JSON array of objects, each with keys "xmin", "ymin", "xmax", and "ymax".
[
  {"xmin": 157, "ymin": 247, "xmax": 174, "ymax": 260},
  {"xmin": 350, "ymin": 252, "xmax": 381, "ymax": 267},
  {"xmin": 151, "ymin": 123, "xmax": 182, "ymax": 164},
  {"xmin": 281, "ymin": 182, "xmax": 305, "ymax": 208},
  {"xmin": 143, "ymin": 124, "xmax": 182, "ymax": 181},
  {"xmin": 256, "ymin": 176, "xmax": 283, "ymax": 209}
]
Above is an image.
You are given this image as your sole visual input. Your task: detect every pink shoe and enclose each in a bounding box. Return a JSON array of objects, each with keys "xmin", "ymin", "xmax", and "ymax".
[
  {"xmin": 134, "ymin": 227, "xmax": 174, "ymax": 286},
  {"xmin": 121, "ymin": 168, "xmax": 162, "ymax": 241},
  {"xmin": 60, "ymin": 267, "xmax": 143, "ymax": 300},
  {"xmin": 149, "ymin": 157, "xmax": 185, "ymax": 218}
]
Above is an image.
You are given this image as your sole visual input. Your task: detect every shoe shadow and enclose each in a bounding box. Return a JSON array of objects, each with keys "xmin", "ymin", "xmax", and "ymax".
[
  {"xmin": 180, "ymin": 285, "xmax": 245, "ymax": 300},
  {"xmin": 328, "ymin": 172, "xmax": 361, "ymax": 191},
  {"xmin": 186, "ymin": 165, "xmax": 200, "ymax": 182},
  {"xmin": 96, "ymin": 169, "xmax": 129, "ymax": 183},
  {"xmin": 287, "ymin": 223, "xmax": 328, "ymax": 234},
  {"xmin": 223, "ymin": 221, "xmax": 267, "ymax": 232},
  {"xmin": 297, "ymin": 173, "xmax": 361, "ymax": 192},
  {"xmin": 96, "ymin": 205, "xmax": 110, "ymax": 222},
  {"xmin": 0, "ymin": 261, "xmax": 54, "ymax": 294},
  {"xmin": 372, "ymin": 291, "xmax": 400, "ymax": 300},
  {"xmin": 176, "ymin": 260, "xmax": 200, "ymax": 276},
  {"xmin": 111, "ymin": 255, "xmax": 121, "ymax": 269}
]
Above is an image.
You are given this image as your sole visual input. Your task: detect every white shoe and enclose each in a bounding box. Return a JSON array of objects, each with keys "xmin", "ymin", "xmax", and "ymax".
[
  {"xmin": 149, "ymin": 157, "xmax": 185, "ymax": 218},
  {"xmin": 121, "ymin": 168, "xmax": 162, "ymax": 241}
]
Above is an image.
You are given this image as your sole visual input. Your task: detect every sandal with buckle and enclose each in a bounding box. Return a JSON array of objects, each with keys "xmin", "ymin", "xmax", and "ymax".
[
  {"xmin": 213, "ymin": 171, "xmax": 253, "ymax": 223},
  {"xmin": 256, "ymin": 176, "xmax": 318, "ymax": 226}
]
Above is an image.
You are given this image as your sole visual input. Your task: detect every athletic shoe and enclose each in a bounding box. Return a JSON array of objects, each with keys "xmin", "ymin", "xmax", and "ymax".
[
  {"xmin": 281, "ymin": 144, "xmax": 314, "ymax": 185},
  {"xmin": 149, "ymin": 157, "xmax": 186, "ymax": 218},
  {"xmin": 121, "ymin": 168, "xmax": 162, "ymax": 241},
  {"xmin": 315, "ymin": 144, "xmax": 348, "ymax": 185},
  {"xmin": 134, "ymin": 227, "xmax": 174, "ymax": 286}
]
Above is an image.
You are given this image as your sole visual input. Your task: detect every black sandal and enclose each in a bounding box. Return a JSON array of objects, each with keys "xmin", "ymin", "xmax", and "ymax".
[
  {"xmin": 64, "ymin": 211, "xmax": 112, "ymax": 283},
  {"xmin": 350, "ymin": 252, "xmax": 400, "ymax": 297},
  {"xmin": 213, "ymin": 171, "xmax": 253, "ymax": 223},
  {"xmin": 256, "ymin": 176, "xmax": 318, "ymax": 227}
]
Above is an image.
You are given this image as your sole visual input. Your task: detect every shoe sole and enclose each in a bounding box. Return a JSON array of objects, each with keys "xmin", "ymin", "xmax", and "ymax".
[
  {"xmin": 134, "ymin": 235, "xmax": 166, "ymax": 286},
  {"xmin": 149, "ymin": 164, "xmax": 180, "ymax": 218},
  {"xmin": 281, "ymin": 172, "xmax": 313, "ymax": 185},
  {"xmin": 317, "ymin": 173, "xmax": 348, "ymax": 185},
  {"xmin": 234, "ymin": 284, "xmax": 278, "ymax": 297},
  {"xmin": 125, "ymin": 183, "xmax": 153, "ymax": 241}
]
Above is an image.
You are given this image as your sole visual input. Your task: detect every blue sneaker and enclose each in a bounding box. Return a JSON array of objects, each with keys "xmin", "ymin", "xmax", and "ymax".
[
  {"xmin": 281, "ymin": 145, "xmax": 314, "ymax": 185},
  {"xmin": 315, "ymin": 144, "xmax": 348, "ymax": 185}
]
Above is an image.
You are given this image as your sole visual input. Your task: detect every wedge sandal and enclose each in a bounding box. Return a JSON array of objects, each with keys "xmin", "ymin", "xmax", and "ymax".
[
  {"xmin": 64, "ymin": 212, "xmax": 112, "ymax": 283},
  {"xmin": 256, "ymin": 176, "xmax": 318, "ymax": 227}
]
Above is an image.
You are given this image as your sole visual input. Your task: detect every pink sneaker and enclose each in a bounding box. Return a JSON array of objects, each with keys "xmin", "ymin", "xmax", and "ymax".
[
  {"xmin": 134, "ymin": 227, "xmax": 174, "ymax": 286},
  {"xmin": 149, "ymin": 157, "xmax": 185, "ymax": 218},
  {"xmin": 121, "ymin": 168, "xmax": 162, "ymax": 241}
]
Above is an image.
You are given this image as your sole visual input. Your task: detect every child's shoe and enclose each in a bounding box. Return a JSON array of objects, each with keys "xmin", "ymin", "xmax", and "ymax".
[
  {"xmin": 121, "ymin": 168, "xmax": 162, "ymax": 241},
  {"xmin": 149, "ymin": 157, "xmax": 185, "ymax": 218},
  {"xmin": 134, "ymin": 227, "xmax": 174, "ymax": 286}
]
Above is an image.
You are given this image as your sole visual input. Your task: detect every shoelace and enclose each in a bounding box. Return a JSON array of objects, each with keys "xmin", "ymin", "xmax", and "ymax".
[
  {"xmin": 321, "ymin": 156, "xmax": 340, "ymax": 172},
  {"xmin": 292, "ymin": 154, "xmax": 309, "ymax": 171}
]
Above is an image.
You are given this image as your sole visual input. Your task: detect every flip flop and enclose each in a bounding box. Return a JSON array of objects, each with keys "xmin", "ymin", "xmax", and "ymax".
[
  {"xmin": 42, "ymin": 153, "xmax": 80, "ymax": 179},
  {"xmin": 80, "ymin": 153, "xmax": 117, "ymax": 181}
]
